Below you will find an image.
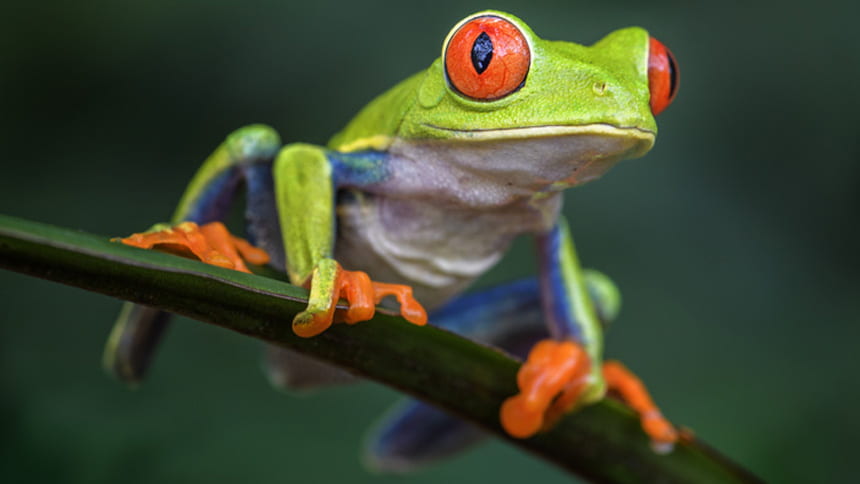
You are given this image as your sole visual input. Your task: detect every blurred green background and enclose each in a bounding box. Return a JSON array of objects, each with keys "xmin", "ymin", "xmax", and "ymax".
[{"xmin": 1, "ymin": 0, "xmax": 858, "ymax": 482}]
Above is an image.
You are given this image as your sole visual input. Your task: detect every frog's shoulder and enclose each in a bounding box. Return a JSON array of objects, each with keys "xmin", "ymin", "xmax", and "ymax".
[{"xmin": 327, "ymin": 71, "xmax": 426, "ymax": 153}]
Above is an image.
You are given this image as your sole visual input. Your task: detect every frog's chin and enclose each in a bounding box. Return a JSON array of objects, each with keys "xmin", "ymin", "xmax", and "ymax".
[{"xmin": 401, "ymin": 123, "xmax": 655, "ymax": 190}]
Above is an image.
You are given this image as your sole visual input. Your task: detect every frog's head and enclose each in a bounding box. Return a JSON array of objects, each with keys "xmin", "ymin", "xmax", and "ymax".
[{"xmin": 399, "ymin": 10, "xmax": 678, "ymax": 189}]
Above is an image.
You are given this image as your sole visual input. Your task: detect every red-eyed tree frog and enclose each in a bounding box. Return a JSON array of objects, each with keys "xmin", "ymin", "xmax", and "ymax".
[{"xmin": 104, "ymin": 10, "xmax": 680, "ymax": 469}]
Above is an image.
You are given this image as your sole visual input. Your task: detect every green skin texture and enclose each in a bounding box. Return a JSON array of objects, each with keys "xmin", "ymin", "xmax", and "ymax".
[
  {"xmin": 331, "ymin": 13, "xmax": 655, "ymax": 144},
  {"xmin": 165, "ymin": 10, "xmax": 657, "ymax": 413}
]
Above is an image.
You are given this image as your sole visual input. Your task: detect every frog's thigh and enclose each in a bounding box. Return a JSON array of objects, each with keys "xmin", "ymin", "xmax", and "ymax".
[
  {"xmin": 431, "ymin": 278, "xmax": 545, "ymax": 358},
  {"xmin": 365, "ymin": 398, "xmax": 486, "ymax": 473},
  {"xmin": 365, "ymin": 274, "xmax": 619, "ymax": 469},
  {"xmin": 365, "ymin": 279, "xmax": 544, "ymax": 471},
  {"xmin": 429, "ymin": 272, "xmax": 618, "ymax": 352}
]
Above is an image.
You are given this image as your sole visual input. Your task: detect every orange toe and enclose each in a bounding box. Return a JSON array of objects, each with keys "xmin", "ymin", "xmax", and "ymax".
[
  {"xmin": 337, "ymin": 270, "xmax": 428, "ymax": 326},
  {"xmin": 603, "ymin": 360, "xmax": 678, "ymax": 448},
  {"xmin": 500, "ymin": 394, "xmax": 544, "ymax": 438},
  {"xmin": 233, "ymin": 237, "xmax": 271, "ymax": 266},
  {"xmin": 116, "ymin": 221, "xmax": 269, "ymax": 273},
  {"xmin": 299, "ymin": 263, "xmax": 428, "ymax": 338},
  {"xmin": 292, "ymin": 307, "xmax": 337, "ymax": 338},
  {"xmin": 339, "ymin": 268, "xmax": 376, "ymax": 324},
  {"xmin": 197, "ymin": 222, "xmax": 249, "ymax": 270},
  {"xmin": 500, "ymin": 339, "xmax": 591, "ymax": 438},
  {"xmin": 371, "ymin": 282, "xmax": 428, "ymax": 326}
]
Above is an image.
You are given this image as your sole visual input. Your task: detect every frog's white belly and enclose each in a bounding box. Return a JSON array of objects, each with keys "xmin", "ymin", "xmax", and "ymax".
[
  {"xmin": 335, "ymin": 191, "xmax": 560, "ymax": 309},
  {"xmin": 331, "ymin": 133, "xmax": 625, "ymax": 309}
]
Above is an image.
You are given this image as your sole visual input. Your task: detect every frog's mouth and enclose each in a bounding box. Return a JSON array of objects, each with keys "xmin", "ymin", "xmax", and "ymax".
[
  {"xmin": 407, "ymin": 123, "xmax": 655, "ymax": 189},
  {"xmin": 423, "ymin": 123, "xmax": 654, "ymax": 147}
]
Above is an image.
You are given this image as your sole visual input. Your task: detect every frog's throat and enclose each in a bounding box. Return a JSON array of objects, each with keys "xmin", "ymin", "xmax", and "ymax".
[{"xmin": 421, "ymin": 123, "xmax": 655, "ymax": 148}]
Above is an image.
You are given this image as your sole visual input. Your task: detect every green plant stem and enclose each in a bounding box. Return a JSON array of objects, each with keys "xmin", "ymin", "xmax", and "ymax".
[{"xmin": 0, "ymin": 214, "xmax": 762, "ymax": 483}]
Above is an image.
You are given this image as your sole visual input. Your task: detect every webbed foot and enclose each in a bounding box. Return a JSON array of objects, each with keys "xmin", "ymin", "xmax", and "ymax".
[
  {"xmin": 115, "ymin": 221, "xmax": 270, "ymax": 273},
  {"xmin": 292, "ymin": 258, "xmax": 427, "ymax": 338}
]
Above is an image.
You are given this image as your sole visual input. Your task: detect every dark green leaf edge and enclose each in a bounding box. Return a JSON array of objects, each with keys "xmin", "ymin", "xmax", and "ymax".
[{"xmin": 0, "ymin": 214, "xmax": 762, "ymax": 484}]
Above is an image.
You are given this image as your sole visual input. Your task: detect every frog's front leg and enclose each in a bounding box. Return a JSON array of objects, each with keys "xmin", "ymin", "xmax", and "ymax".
[
  {"xmin": 105, "ymin": 125, "xmax": 281, "ymax": 383},
  {"xmin": 272, "ymin": 144, "xmax": 427, "ymax": 337},
  {"xmin": 500, "ymin": 219, "xmax": 678, "ymax": 451},
  {"xmin": 115, "ymin": 125, "xmax": 282, "ymax": 271}
]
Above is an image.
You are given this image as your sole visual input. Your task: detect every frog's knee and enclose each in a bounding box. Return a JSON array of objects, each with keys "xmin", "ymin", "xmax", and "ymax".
[
  {"xmin": 224, "ymin": 124, "xmax": 282, "ymax": 163},
  {"xmin": 584, "ymin": 269, "xmax": 621, "ymax": 326}
]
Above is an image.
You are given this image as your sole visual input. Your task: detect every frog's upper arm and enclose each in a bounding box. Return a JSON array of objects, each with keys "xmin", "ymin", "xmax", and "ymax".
[
  {"xmin": 273, "ymin": 144, "xmax": 336, "ymax": 285},
  {"xmin": 272, "ymin": 144, "xmax": 391, "ymax": 285},
  {"xmin": 269, "ymin": 62, "xmax": 423, "ymax": 285},
  {"xmin": 269, "ymin": 142, "xmax": 426, "ymax": 338}
]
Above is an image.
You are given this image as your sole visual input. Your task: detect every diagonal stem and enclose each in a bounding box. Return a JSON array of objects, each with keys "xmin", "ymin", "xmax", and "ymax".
[{"xmin": 0, "ymin": 213, "xmax": 762, "ymax": 483}]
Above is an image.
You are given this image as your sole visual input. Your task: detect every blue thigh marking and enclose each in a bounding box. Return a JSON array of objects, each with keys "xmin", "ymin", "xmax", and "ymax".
[
  {"xmin": 365, "ymin": 399, "xmax": 485, "ymax": 473},
  {"xmin": 366, "ymin": 279, "xmax": 546, "ymax": 470},
  {"xmin": 431, "ymin": 278, "xmax": 545, "ymax": 359}
]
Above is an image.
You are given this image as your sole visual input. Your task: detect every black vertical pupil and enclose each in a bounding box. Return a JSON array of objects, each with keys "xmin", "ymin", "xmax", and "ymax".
[
  {"xmin": 667, "ymin": 50, "xmax": 678, "ymax": 98},
  {"xmin": 471, "ymin": 31, "xmax": 493, "ymax": 74}
]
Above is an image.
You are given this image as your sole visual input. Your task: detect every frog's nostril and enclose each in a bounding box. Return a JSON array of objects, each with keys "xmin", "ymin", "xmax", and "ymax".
[{"xmin": 592, "ymin": 82, "xmax": 608, "ymax": 96}]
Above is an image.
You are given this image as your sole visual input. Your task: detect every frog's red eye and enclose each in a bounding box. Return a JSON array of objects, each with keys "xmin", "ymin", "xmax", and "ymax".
[
  {"xmin": 444, "ymin": 15, "xmax": 530, "ymax": 101},
  {"xmin": 648, "ymin": 37, "xmax": 679, "ymax": 115}
]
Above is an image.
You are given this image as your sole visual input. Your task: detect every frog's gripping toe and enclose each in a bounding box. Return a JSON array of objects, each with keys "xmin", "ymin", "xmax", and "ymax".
[
  {"xmin": 603, "ymin": 360, "xmax": 679, "ymax": 452},
  {"xmin": 500, "ymin": 339, "xmax": 591, "ymax": 438},
  {"xmin": 115, "ymin": 221, "xmax": 269, "ymax": 273},
  {"xmin": 292, "ymin": 261, "xmax": 428, "ymax": 338},
  {"xmin": 291, "ymin": 310, "xmax": 331, "ymax": 339},
  {"xmin": 500, "ymin": 342, "xmax": 678, "ymax": 452}
]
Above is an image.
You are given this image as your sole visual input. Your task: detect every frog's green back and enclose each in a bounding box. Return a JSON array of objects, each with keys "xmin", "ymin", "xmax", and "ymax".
[
  {"xmin": 327, "ymin": 71, "xmax": 425, "ymax": 153},
  {"xmin": 328, "ymin": 10, "xmax": 659, "ymax": 154}
]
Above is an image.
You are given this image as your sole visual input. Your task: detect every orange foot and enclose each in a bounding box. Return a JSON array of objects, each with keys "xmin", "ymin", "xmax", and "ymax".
[
  {"xmin": 603, "ymin": 360, "xmax": 678, "ymax": 453},
  {"xmin": 499, "ymin": 341, "xmax": 678, "ymax": 452},
  {"xmin": 291, "ymin": 261, "xmax": 428, "ymax": 338},
  {"xmin": 115, "ymin": 221, "xmax": 270, "ymax": 273},
  {"xmin": 500, "ymin": 339, "xmax": 591, "ymax": 438}
]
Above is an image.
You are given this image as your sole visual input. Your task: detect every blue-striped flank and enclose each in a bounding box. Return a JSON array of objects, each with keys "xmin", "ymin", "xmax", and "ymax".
[{"xmin": 328, "ymin": 150, "xmax": 391, "ymax": 187}]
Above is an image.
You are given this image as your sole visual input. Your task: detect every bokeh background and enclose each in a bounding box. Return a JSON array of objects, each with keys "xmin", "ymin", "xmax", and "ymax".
[{"xmin": 2, "ymin": 0, "xmax": 858, "ymax": 482}]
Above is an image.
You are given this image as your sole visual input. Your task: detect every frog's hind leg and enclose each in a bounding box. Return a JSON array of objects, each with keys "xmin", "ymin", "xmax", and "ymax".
[
  {"xmin": 366, "ymin": 279, "xmax": 543, "ymax": 472},
  {"xmin": 104, "ymin": 125, "xmax": 281, "ymax": 384},
  {"xmin": 365, "ymin": 275, "xmax": 620, "ymax": 471},
  {"xmin": 364, "ymin": 398, "xmax": 488, "ymax": 473}
]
